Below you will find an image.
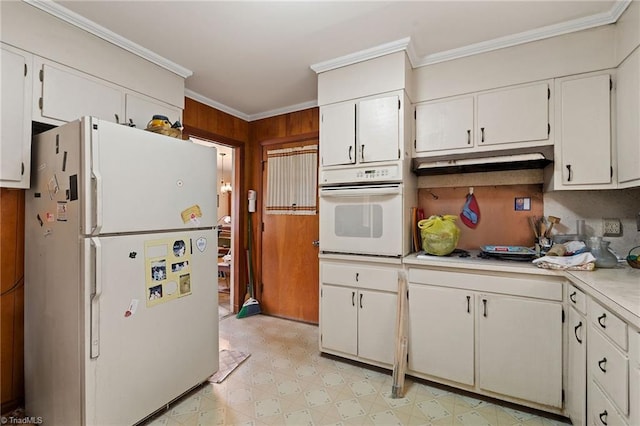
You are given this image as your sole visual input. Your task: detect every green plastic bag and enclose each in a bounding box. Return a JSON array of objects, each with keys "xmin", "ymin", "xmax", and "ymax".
[{"xmin": 418, "ymin": 215, "xmax": 461, "ymax": 256}]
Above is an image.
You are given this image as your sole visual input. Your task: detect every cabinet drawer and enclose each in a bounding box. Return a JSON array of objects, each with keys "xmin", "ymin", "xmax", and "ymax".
[
  {"xmin": 589, "ymin": 325, "xmax": 629, "ymax": 415},
  {"xmin": 589, "ymin": 298, "xmax": 628, "ymax": 350},
  {"xmin": 588, "ymin": 380, "xmax": 627, "ymax": 426},
  {"xmin": 567, "ymin": 284, "xmax": 587, "ymax": 314},
  {"xmin": 321, "ymin": 262, "xmax": 398, "ymax": 292}
]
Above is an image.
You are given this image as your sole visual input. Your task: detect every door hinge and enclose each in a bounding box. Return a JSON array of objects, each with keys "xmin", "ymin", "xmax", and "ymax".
[
  {"xmin": 21, "ymin": 162, "xmax": 24, "ymax": 176},
  {"xmin": 321, "ymin": 288, "xmax": 323, "ymax": 297},
  {"xmin": 24, "ymin": 63, "xmax": 27, "ymax": 77},
  {"xmin": 39, "ymin": 69, "xmax": 43, "ymax": 82},
  {"xmin": 414, "ymin": 140, "xmax": 416, "ymax": 149},
  {"xmin": 562, "ymin": 389, "xmax": 565, "ymax": 403},
  {"xmin": 38, "ymin": 97, "xmax": 43, "ymax": 110},
  {"xmin": 610, "ymin": 166, "xmax": 613, "ymax": 178},
  {"xmin": 398, "ymin": 99, "xmax": 401, "ymax": 110},
  {"xmin": 406, "ymin": 353, "xmax": 409, "ymax": 363},
  {"xmin": 548, "ymin": 123, "xmax": 551, "ymax": 136},
  {"xmin": 562, "ymin": 308, "xmax": 565, "ymax": 323},
  {"xmin": 548, "ymin": 87, "xmax": 550, "ymax": 99},
  {"xmin": 261, "ymin": 222, "xmax": 265, "ymax": 232},
  {"xmin": 398, "ymin": 149, "xmax": 401, "ymax": 160},
  {"xmin": 262, "ymin": 160, "xmax": 265, "ymax": 171},
  {"xmin": 610, "ymin": 78, "xmax": 613, "ymax": 91}
]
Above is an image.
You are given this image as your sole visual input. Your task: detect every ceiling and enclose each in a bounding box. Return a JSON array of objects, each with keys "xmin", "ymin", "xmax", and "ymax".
[{"xmin": 50, "ymin": 1, "xmax": 625, "ymax": 121}]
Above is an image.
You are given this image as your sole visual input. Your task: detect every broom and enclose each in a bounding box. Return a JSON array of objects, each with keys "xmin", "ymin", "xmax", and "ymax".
[{"xmin": 237, "ymin": 213, "xmax": 260, "ymax": 318}]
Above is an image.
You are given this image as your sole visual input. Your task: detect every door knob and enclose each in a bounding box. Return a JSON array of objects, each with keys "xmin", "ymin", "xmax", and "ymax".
[{"xmin": 312, "ymin": 240, "xmax": 319, "ymax": 247}]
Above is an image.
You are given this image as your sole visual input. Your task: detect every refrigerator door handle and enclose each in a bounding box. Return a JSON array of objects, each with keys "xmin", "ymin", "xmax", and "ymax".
[
  {"xmin": 91, "ymin": 168, "xmax": 103, "ymax": 235},
  {"xmin": 90, "ymin": 237, "xmax": 102, "ymax": 359}
]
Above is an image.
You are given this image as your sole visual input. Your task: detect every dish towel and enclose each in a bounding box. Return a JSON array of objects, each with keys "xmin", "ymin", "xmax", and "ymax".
[
  {"xmin": 532, "ymin": 252, "xmax": 596, "ymax": 270},
  {"xmin": 460, "ymin": 193, "xmax": 480, "ymax": 228}
]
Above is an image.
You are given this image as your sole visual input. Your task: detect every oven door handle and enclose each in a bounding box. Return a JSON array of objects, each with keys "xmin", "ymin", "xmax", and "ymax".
[{"xmin": 319, "ymin": 185, "xmax": 401, "ymax": 198}]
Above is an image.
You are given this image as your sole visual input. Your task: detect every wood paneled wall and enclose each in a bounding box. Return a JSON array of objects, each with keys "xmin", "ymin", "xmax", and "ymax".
[{"xmin": 1, "ymin": 189, "xmax": 25, "ymax": 413}]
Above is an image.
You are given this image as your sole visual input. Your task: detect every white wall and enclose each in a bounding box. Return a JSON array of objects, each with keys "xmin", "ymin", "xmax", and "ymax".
[{"xmin": 544, "ymin": 188, "xmax": 640, "ymax": 256}]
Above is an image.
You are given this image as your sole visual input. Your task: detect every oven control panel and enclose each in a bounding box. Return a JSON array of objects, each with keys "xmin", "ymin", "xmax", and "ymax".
[{"xmin": 320, "ymin": 163, "xmax": 402, "ymax": 185}]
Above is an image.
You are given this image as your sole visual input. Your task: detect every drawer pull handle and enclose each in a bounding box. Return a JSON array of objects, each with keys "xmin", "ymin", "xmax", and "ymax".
[
  {"xmin": 574, "ymin": 322, "xmax": 583, "ymax": 344},
  {"xmin": 598, "ymin": 357, "xmax": 607, "ymax": 373},
  {"xmin": 355, "ymin": 273, "xmax": 359, "ymax": 282},
  {"xmin": 598, "ymin": 313, "xmax": 607, "ymax": 328},
  {"xmin": 466, "ymin": 295, "xmax": 471, "ymax": 313},
  {"xmin": 569, "ymin": 291, "xmax": 577, "ymax": 303},
  {"xmin": 599, "ymin": 410, "xmax": 608, "ymax": 425},
  {"xmin": 352, "ymin": 291, "xmax": 355, "ymax": 307}
]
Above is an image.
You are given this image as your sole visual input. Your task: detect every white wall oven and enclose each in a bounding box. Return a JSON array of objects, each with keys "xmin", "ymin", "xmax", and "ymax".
[{"xmin": 319, "ymin": 183, "xmax": 408, "ymax": 257}]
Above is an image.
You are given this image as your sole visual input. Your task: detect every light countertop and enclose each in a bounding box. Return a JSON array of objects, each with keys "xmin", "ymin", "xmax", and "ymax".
[{"xmin": 403, "ymin": 252, "xmax": 640, "ymax": 329}]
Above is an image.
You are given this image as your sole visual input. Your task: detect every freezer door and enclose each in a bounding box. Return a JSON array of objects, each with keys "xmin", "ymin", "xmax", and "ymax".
[
  {"xmin": 83, "ymin": 230, "xmax": 218, "ymax": 426},
  {"xmin": 80, "ymin": 117, "xmax": 217, "ymax": 235}
]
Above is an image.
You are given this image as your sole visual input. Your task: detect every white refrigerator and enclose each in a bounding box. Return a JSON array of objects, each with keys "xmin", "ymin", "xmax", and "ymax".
[{"xmin": 24, "ymin": 117, "xmax": 219, "ymax": 425}]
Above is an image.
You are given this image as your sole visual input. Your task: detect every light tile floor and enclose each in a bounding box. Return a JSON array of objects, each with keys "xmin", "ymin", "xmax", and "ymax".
[{"xmin": 143, "ymin": 314, "xmax": 570, "ymax": 426}]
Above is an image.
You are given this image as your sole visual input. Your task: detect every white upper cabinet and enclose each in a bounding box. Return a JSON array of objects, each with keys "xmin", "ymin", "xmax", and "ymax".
[
  {"xmin": 35, "ymin": 59, "xmax": 123, "ymax": 126},
  {"xmin": 415, "ymin": 96, "xmax": 473, "ymax": 153},
  {"xmin": 320, "ymin": 93, "xmax": 401, "ymax": 167},
  {"xmin": 1, "ymin": 43, "xmax": 32, "ymax": 189},
  {"xmin": 358, "ymin": 95, "xmax": 400, "ymax": 163},
  {"xmin": 320, "ymin": 101, "xmax": 357, "ymax": 166},
  {"xmin": 477, "ymin": 82, "xmax": 550, "ymax": 146},
  {"xmin": 616, "ymin": 47, "xmax": 640, "ymax": 188},
  {"xmin": 414, "ymin": 81, "xmax": 552, "ymax": 157},
  {"xmin": 548, "ymin": 71, "xmax": 615, "ymax": 190}
]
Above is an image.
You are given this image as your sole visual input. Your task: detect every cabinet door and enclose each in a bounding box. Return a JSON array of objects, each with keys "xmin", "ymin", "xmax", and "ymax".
[
  {"xmin": 357, "ymin": 289, "xmax": 396, "ymax": 364},
  {"xmin": 478, "ymin": 294, "xmax": 562, "ymax": 407},
  {"xmin": 477, "ymin": 82, "xmax": 549, "ymax": 146},
  {"xmin": 320, "ymin": 285, "xmax": 357, "ymax": 356},
  {"xmin": 567, "ymin": 307, "xmax": 587, "ymax": 426},
  {"xmin": 558, "ymin": 74, "xmax": 612, "ymax": 186},
  {"xmin": 38, "ymin": 62, "xmax": 123, "ymax": 124},
  {"xmin": 320, "ymin": 101, "xmax": 356, "ymax": 167},
  {"xmin": 415, "ymin": 97, "xmax": 474, "ymax": 153},
  {"xmin": 1, "ymin": 44, "xmax": 32, "ymax": 188},
  {"xmin": 407, "ymin": 284, "xmax": 474, "ymax": 385},
  {"xmin": 125, "ymin": 93, "xmax": 182, "ymax": 130},
  {"xmin": 358, "ymin": 95, "xmax": 400, "ymax": 163},
  {"xmin": 616, "ymin": 48, "xmax": 640, "ymax": 187}
]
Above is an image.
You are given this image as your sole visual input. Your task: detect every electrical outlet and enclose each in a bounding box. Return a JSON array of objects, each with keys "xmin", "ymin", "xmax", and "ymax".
[{"xmin": 603, "ymin": 218, "xmax": 622, "ymax": 236}]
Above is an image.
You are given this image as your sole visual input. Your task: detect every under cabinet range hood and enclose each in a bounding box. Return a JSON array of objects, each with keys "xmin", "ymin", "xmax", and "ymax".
[{"xmin": 412, "ymin": 146, "xmax": 553, "ymax": 176}]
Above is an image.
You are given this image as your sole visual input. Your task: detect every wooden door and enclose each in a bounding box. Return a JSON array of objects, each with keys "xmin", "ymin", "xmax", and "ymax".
[{"xmin": 260, "ymin": 140, "xmax": 319, "ymax": 323}]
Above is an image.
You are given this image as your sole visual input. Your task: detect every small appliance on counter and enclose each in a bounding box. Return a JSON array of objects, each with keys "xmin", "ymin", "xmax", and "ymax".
[{"xmin": 479, "ymin": 245, "xmax": 537, "ymax": 261}]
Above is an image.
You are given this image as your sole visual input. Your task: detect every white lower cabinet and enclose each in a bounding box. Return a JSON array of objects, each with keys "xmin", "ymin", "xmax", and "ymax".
[
  {"xmin": 408, "ymin": 284, "xmax": 474, "ymax": 386},
  {"xmin": 567, "ymin": 292, "xmax": 588, "ymax": 426},
  {"xmin": 477, "ymin": 294, "xmax": 563, "ymax": 407},
  {"xmin": 319, "ymin": 259, "xmax": 398, "ymax": 366},
  {"xmin": 407, "ymin": 267, "xmax": 563, "ymax": 411}
]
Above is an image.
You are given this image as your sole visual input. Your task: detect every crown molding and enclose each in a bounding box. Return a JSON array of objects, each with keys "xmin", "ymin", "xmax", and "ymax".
[
  {"xmin": 414, "ymin": 0, "xmax": 632, "ymax": 67},
  {"xmin": 24, "ymin": 0, "xmax": 193, "ymax": 78},
  {"xmin": 185, "ymin": 89, "xmax": 317, "ymax": 122},
  {"xmin": 310, "ymin": 37, "xmax": 411, "ymax": 74},
  {"xmin": 248, "ymin": 100, "xmax": 318, "ymax": 122},
  {"xmin": 185, "ymin": 89, "xmax": 250, "ymax": 121}
]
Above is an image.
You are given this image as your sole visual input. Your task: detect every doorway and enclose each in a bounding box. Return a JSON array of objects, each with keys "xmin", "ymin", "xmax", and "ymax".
[{"xmin": 190, "ymin": 137, "xmax": 236, "ymax": 319}]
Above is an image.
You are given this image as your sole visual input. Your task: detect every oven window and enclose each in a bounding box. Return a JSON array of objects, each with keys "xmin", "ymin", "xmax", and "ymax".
[{"xmin": 335, "ymin": 205, "xmax": 383, "ymax": 238}]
